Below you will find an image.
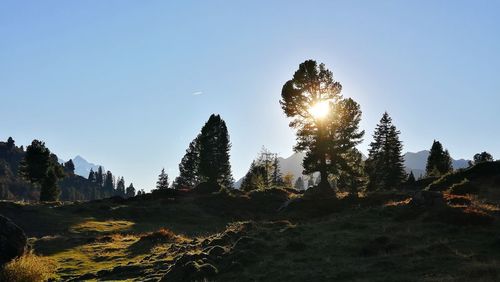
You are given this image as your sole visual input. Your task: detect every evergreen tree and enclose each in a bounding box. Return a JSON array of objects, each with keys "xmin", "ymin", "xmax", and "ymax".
[
  {"xmin": 96, "ymin": 166, "xmax": 104, "ymax": 187},
  {"xmin": 115, "ymin": 177, "xmax": 126, "ymax": 197},
  {"xmin": 64, "ymin": 159, "xmax": 75, "ymax": 175},
  {"xmin": 88, "ymin": 169, "xmax": 95, "ymax": 182},
  {"xmin": 365, "ymin": 112, "xmax": 406, "ymax": 190},
  {"xmin": 126, "ymin": 183, "xmax": 136, "ymax": 198},
  {"xmin": 240, "ymin": 161, "xmax": 266, "ymax": 192},
  {"xmin": 198, "ymin": 114, "xmax": 234, "ymax": 189},
  {"xmin": 407, "ymin": 171, "xmax": 416, "ymax": 184},
  {"xmin": 294, "ymin": 177, "xmax": 305, "ymax": 190},
  {"xmin": 6, "ymin": 137, "xmax": 15, "ymax": 149},
  {"xmin": 40, "ymin": 166, "xmax": 60, "ymax": 201},
  {"xmin": 473, "ymin": 151, "xmax": 494, "ymax": 164},
  {"xmin": 173, "ymin": 137, "xmax": 200, "ymax": 189},
  {"xmin": 281, "ymin": 60, "xmax": 364, "ymax": 191},
  {"xmin": 425, "ymin": 140, "xmax": 453, "ymax": 177},
  {"xmin": 271, "ymin": 155, "xmax": 283, "ymax": 187},
  {"xmin": 156, "ymin": 168, "xmax": 169, "ymax": 190},
  {"xmin": 103, "ymin": 171, "xmax": 114, "ymax": 197},
  {"xmin": 20, "ymin": 140, "xmax": 64, "ymax": 201}
]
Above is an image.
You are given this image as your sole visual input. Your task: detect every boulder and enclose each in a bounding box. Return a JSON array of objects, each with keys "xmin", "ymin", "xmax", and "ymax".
[{"xmin": 0, "ymin": 215, "xmax": 27, "ymax": 265}]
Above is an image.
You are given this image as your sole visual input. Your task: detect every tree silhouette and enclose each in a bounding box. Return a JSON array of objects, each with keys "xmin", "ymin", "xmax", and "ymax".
[
  {"xmin": 473, "ymin": 152, "xmax": 493, "ymax": 164},
  {"xmin": 173, "ymin": 137, "xmax": 200, "ymax": 189},
  {"xmin": 64, "ymin": 159, "xmax": 75, "ymax": 175},
  {"xmin": 407, "ymin": 171, "xmax": 416, "ymax": 184},
  {"xmin": 198, "ymin": 114, "xmax": 234, "ymax": 189},
  {"xmin": 281, "ymin": 60, "xmax": 342, "ymax": 189},
  {"xmin": 365, "ymin": 112, "xmax": 406, "ymax": 190},
  {"xmin": 426, "ymin": 140, "xmax": 453, "ymax": 177},
  {"xmin": 240, "ymin": 161, "xmax": 266, "ymax": 191},
  {"xmin": 281, "ymin": 60, "xmax": 364, "ymax": 191},
  {"xmin": 126, "ymin": 183, "xmax": 136, "ymax": 198},
  {"xmin": 156, "ymin": 168, "xmax": 169, "ymax": 190},
  {"xmin": 20, "ymin": 140, "xmax": 64, "ymax": 201},
  {"xmin": 103, "ymin": 171, "xmax": 114, "ymax": 197},
  {"xmin": 116, "ymin": 177, "xmax": 126, "ymax": 197}
]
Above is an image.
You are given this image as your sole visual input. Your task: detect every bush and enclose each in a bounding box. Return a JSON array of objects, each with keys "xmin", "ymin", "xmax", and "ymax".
[
  {"xmin": 449, "ymin": 179, "xmax": 479, "ymax": 195},
  {"xmin": 0, "ymin": 253, "xmax": 54, "ymax": 282}
]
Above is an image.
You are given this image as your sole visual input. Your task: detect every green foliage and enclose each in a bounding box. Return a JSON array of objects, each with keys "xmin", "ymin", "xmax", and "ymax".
[
  {"xmin": 426, "ymin": 140, "xmax": 453, "ymax": 177},
  {"xmin": 115, "ymin": 177, "xmax": 126, "ymax": 197},
  {"xmin": 365, "ymin": 112, "xmax": 406, "ymax": 191},
  {"xmin": 406, "ymin": 171, "xmax": 416, "ymax": 184},
  {"xmin": 240, "ymin": 148, "xmax": 284, "ymax": 191},
  {"xmin": 63, "ymin": 159, "xmax": 75, "ymax": 175}
]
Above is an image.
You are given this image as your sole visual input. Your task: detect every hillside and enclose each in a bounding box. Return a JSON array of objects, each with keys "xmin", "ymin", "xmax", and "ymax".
[{"xmin": 2, "ymin": 162, "xmax": 500, "ymax": 281}]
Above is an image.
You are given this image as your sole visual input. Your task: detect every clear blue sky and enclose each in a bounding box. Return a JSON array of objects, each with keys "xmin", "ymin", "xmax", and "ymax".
[{"xmin": 1, "ymin": 1, "xmax": 499, "ymax": 191}]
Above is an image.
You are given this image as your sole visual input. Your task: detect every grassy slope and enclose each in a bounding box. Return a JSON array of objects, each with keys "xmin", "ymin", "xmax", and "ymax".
[{"xmin": 1, "ymin": 186, "xmax": 500, "ymax": 281}]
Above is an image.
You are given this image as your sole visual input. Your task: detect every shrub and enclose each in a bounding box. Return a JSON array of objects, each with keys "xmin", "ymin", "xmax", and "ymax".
[
  {"xmin": 0, "ymin": 253, "xmax": 54, "ymax": 282},
  {"xmin": 449, "ymin": 179, "xmax": 479, "ymax": 195}
]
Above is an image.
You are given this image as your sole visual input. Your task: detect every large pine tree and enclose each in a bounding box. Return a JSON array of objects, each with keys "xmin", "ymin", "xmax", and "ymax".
[
  {"xmin": 365, "ymin": 112, "xmax": 406, "ymax": 190},
  {"xmin": 280, "ymin": 60, "xmax": 364, "ymax": 191},
  {"xmin": 198, "ymin": 114, "xmax": 234, "ymax": 189},
  {"xmin": 426, "ymin": 140, "xmax": 453, "ymax": 176}
]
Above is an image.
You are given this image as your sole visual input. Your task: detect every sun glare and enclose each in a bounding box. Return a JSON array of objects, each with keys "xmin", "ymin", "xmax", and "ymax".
[{"xmin": 309, "ymin": 101, "xmax": 330, "ymax": 119}]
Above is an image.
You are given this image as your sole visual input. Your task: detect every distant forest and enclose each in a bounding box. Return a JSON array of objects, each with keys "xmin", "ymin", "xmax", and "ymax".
[{"xmin": 0, "ymin": 137, "xmax": 139, "ymax": 201}]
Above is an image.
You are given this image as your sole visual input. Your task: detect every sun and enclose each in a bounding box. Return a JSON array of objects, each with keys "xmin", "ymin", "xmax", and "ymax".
[{"xmin": 309, "ymin": 101, "xmax": 330, "ymax": 119}]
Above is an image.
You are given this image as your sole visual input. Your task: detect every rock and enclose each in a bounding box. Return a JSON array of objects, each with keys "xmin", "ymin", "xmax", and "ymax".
[{"xmin": 0, "ymin": 215, "xmax": 27, "ymax": 265}]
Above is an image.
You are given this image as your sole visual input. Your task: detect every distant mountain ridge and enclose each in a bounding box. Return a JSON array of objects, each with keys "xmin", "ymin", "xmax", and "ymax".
[
  {"xmin": 235, "ymin": 150, "xmax": 470, "ymax": 188},
  {"xmin": 72, "ymin": 155, "xmax": 102, "ymax": 178}
]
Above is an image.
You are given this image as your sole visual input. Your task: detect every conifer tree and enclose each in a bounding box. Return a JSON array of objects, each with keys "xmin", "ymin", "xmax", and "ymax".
[
  {"xmin": 156, "ymin": 168, "xmax": 169, "ymax": 190},
  {"xmin": 96, "ymin": 166, "xmax": 104, "ymax": 187},
  {"xmin": 126, "ymin": 183, "xmax": 136, "ymax": 198},
  {"xmin": 365, "ymin": 112, "xmax": 406, "ymax": 190},
  {"xmin": 173, "ymin": 137, "xmax": 200, "ymax": 189},
  {"xmin": 115, "ymin": 177, "xmax": 126, "ymax": 197},
  {"xmin": 198, "ymin": 114, "xmax": 234, "ymax": 189},
  {"xmin": 407, "ymin": 171, "xmax": 416, "ymax": 184},
  {"xmin": 20, "ymin": 140, "xmax": 64, "ymax": 201},
  {"xmin": 88, "ymin": 169, "xmax": 95, "ymax": 182},
  {"xmin": 425, "ymin": 140, "xmax": 453, "ymax": 177},
  {"xmin": 271, "ymin": 155, "xmax": 283, "ymax": 187},
  {"xmin": 281, "ymin": 60, "xmax": 364, "ymax": 191},
  {"xmin": 103, "ymin": 171, "xmax": 114, "ymax": 197},
  {"xmin": 64, "ymin": 159, "xmax": 75, "ymax": 175},
  {"xmin": 294, "ymin": 177, "xmax": 305, "ymax": 191},
  {"xmin": 240, "ymin": 161, "xmax": 266, "ymax": 191}
]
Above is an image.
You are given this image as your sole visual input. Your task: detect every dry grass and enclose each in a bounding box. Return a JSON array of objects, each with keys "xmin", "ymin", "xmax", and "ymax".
[{"xmin": 0, "ymin": 253, "xmax": 55, "ymax": 282}]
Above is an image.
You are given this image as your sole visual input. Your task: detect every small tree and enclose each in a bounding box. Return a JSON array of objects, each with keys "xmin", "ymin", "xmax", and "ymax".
[
  {"xmin": 473, "ymin": 152, "xmax": 494, "ymax": 164},
  {"xmin": 115, "ymin": 177, "xmax": 126, "ymax": 197},
  {"xmin": 156, "ymin": 168, "xmax": 169, "ymax": 190},
  {"xmin": 365, "ymin": 112, "xmax": 406, "ymax": 190},
  {"xmin": 126, "ymin": 183, "xmax": 136, "ymax": 198},
  {"xmin": 282, "ymin": 172, "xmax": 294, "ymax": 189},
  {"xmin": 64, "ymin": 160, "xmax": 75, "ymax": 175},
  {"xmin": 426, "ymin": 140, "xmax": 453, "ymax": 177},
  {"xmin": 407, "ymin": 171, "xmax": 416, "ymax": 184}
]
